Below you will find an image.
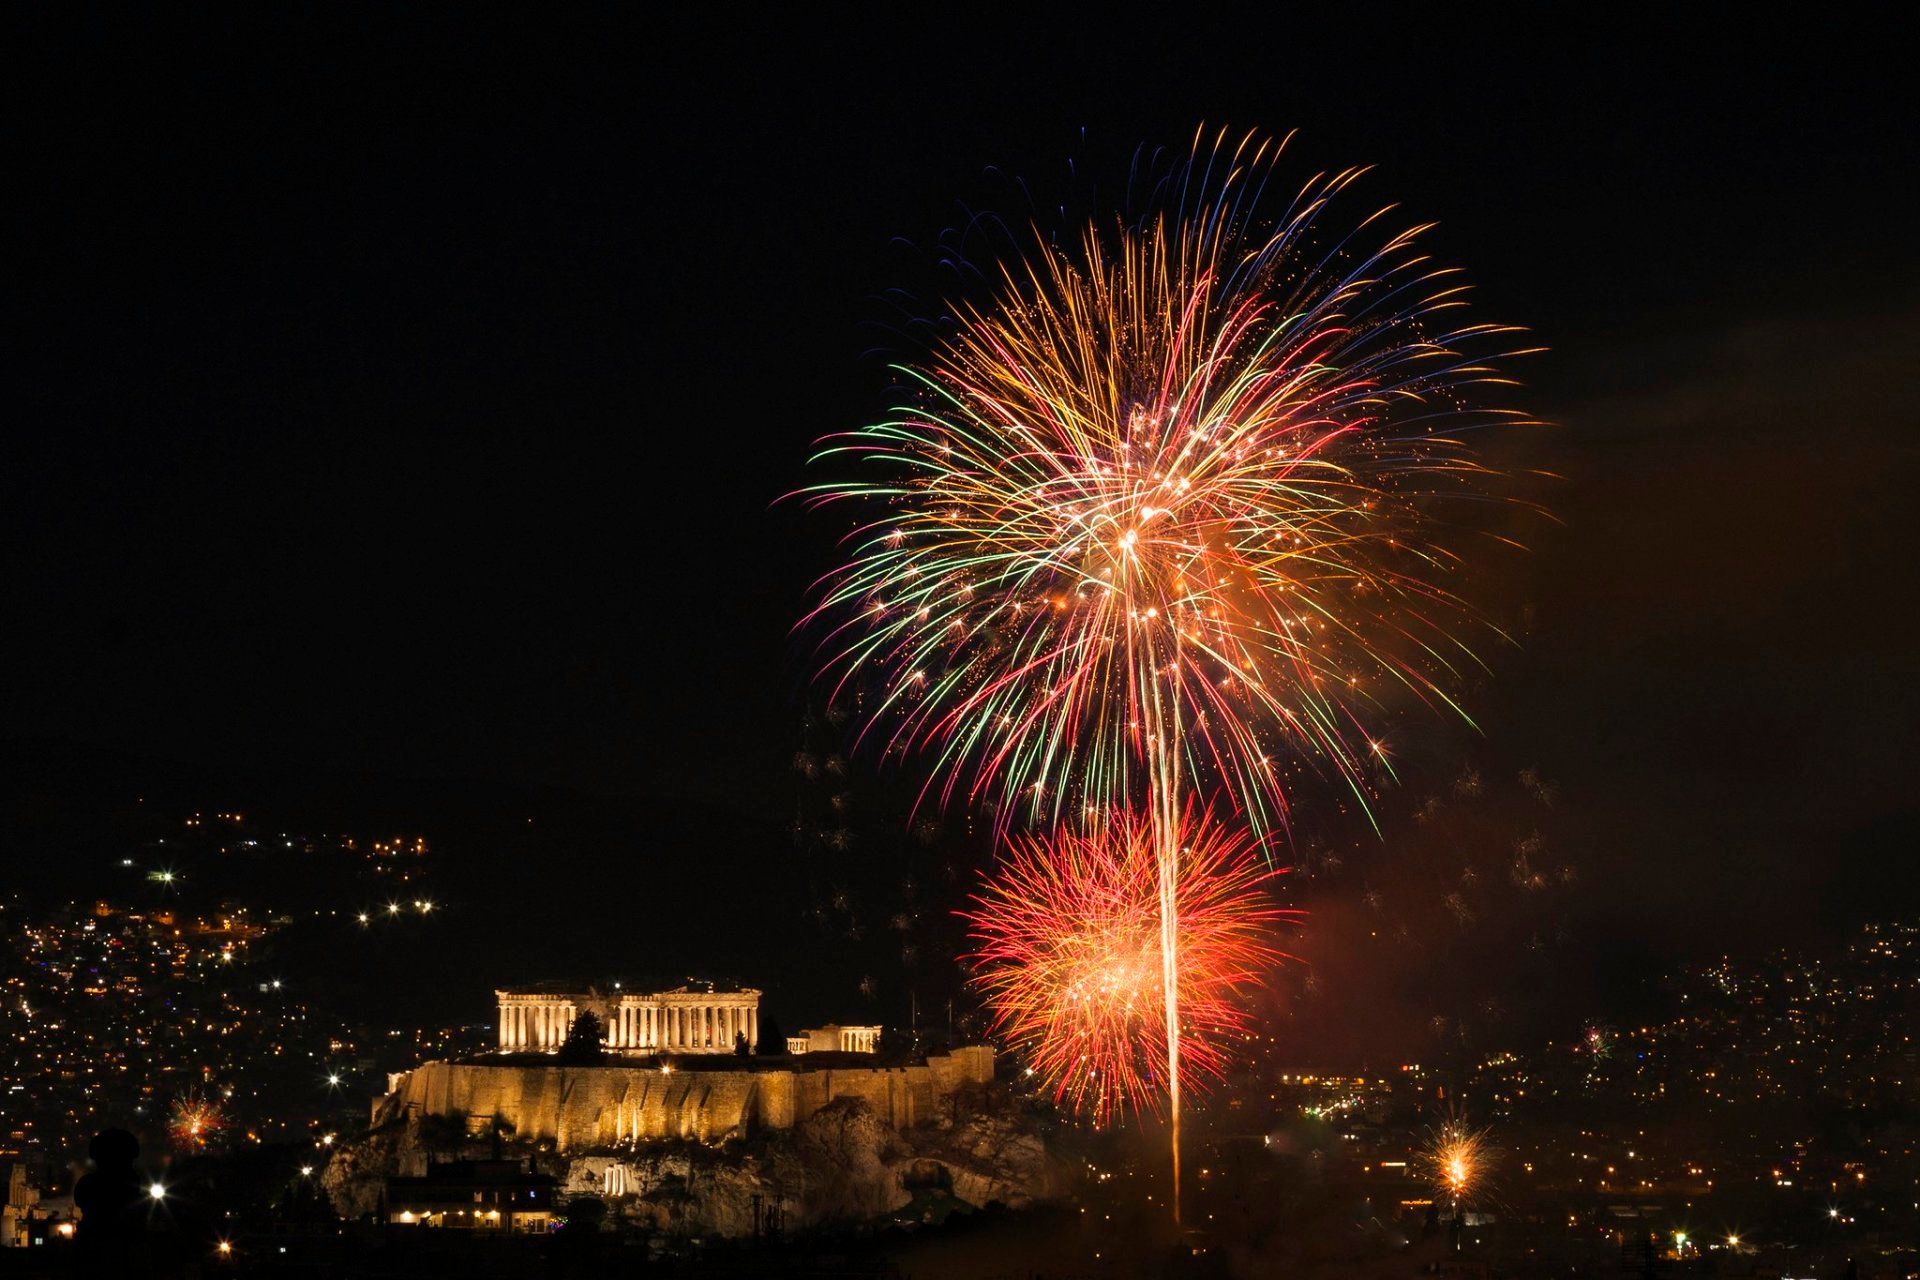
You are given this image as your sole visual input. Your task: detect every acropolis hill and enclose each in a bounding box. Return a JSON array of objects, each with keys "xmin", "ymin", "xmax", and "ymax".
[
  {"xmin": 371, "ymin": 981, "xmax": 994, "ymax": 1150},
  {"xmin": 329, "ymin": 981, "xmax": 1051, "ymax": 1236}
]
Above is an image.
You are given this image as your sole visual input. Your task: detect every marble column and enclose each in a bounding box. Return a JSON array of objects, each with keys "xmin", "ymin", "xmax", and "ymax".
[{"xmin": 748, "ymin": 1007, "xmax": 757, "ymax": 1051}]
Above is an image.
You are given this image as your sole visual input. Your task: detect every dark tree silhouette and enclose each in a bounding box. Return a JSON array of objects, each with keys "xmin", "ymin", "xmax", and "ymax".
[
  {"xmin": 755, "ymin": 1012, "xmax": 785, "ymax": 1055},
  {"xmin": 557, "ymin": 1011, "xmax": 605, "ymax": 1065}
]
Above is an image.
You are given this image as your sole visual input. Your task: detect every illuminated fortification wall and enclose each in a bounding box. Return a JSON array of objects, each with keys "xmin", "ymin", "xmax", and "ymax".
[{"xmin": 373, "ymin": 1046, "xmax": 994, "ymax": 1151}]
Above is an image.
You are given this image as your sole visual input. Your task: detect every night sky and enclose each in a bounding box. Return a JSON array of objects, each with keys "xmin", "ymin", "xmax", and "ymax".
[{"xmin": 7, "ymin": 11, "xmax": 1916, "ymax": 1050}]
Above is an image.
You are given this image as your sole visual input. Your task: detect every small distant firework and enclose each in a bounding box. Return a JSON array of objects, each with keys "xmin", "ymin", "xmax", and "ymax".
[
  {"xmin": 168, "ymin": 1090, "xmax": 225, "ymax": 1150},
  {"xmin": 1422, "ymin": 1110, "xmax": 1492, "ymax": 1216},
  {"xmin": 1583, "ymin": 1022, "xmax": 1616, "ymax": 1060},
  {"xmin": 961, "ymin": 808, "xmax": 1292, "ymax": 1125}
]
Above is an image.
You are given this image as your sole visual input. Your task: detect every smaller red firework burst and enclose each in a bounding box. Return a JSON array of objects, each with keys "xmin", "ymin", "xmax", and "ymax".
[{"xmin": 960, "ymin": 807, "xmax": 1295, "ymax": 1125}]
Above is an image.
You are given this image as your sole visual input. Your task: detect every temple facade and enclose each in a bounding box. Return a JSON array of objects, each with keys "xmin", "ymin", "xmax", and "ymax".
[
  {"xmin": 496, "ymin": 984, "xmax": 761, "ymax": 1054},
  {"xmin": 787, "ymin": 1024, "xmax": 880, "ymax": 1054}
]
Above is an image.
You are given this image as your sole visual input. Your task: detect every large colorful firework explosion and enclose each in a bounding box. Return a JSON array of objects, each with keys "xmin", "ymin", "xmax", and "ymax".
[
  {"xmin": 804, "ymin": 128, "xmax": 1532, "ymax": 836},
  {"xmin": 960, "ymin": 807, "xmax": 1291, "ymax": 1125}
]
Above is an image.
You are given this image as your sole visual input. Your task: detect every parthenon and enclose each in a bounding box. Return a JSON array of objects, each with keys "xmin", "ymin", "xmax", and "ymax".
[{"xmin": 496, "ymin": 984, "xmax": 761, "ymax": 1054}]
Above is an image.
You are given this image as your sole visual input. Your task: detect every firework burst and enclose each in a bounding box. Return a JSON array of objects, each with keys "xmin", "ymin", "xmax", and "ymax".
[
  {"xmin": 168, "ymin": 1090, "xmax": 225, "ymax": 1150},
  {"xmin": 961, "ymin": 807, "xmax": 1292, "ymax": 1125},
  {"xmin": 804, "ymin": 127, "xmax": 1534, "ymax": 836},
  {"xmin": 1421, "ymin": 1110, "xmax": 1493, "ymax": 1217}
]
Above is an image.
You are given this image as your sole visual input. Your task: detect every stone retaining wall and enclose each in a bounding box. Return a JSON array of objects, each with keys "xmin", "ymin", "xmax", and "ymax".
[{"xmin": 373, "ymin": 1045, "xmax": 994, "ymax": 1151}]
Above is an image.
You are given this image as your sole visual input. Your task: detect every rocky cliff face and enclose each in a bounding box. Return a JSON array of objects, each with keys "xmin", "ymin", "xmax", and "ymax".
[
  {"xmin": 899, "ymin": 1108, "xmax": 1063, "ymax": 1210},
  {"xmin": 323, "ymin": 1122, "xmax": 424, "ymax": 1219},
  {"xmin": 329, "ymin": 1087, "xmax": 1064, "ymax": 1238}
]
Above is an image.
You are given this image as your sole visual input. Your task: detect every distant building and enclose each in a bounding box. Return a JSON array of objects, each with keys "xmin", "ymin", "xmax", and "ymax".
[
  {"xmin": 787, "ymin": 1024, "xmax": 880, "ymax": 1054},
  {"xmin": 1, "ymin": 1165, "xmax": 69, "ymax": 1249},
  {"xmin": 386, "ymin": 1158, "xmax": 556, "ymax": 1232},
  {"xmin": 495, "ymin": 983, "xmax": 761, "ymax": 1054}
]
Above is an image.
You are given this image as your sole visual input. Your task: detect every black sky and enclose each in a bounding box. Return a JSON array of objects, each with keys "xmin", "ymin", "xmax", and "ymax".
[{"xmin": 6, "ymin": 9, "xmax": 1917, "ymax": 1047}]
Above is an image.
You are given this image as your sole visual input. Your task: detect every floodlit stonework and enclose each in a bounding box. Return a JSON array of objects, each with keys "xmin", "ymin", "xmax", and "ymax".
[
  {"xmin": 496, "ymin": 983, "xmax": 761, "ymax": 1054},
  {"xmin": 374, "ymin": 1046, "xmax": 996, "ymax": 1150},
  {"xmin": 368, "ymin": 982, "xmax": 994, "ymax": 1153},
  {"xmin": 787, "ymin": 1024, "xmax": 880, "ymax": 1054}
]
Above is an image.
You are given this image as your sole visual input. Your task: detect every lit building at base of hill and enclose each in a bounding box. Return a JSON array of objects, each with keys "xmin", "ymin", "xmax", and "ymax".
[
  {"xmin": 385, "ymin": 1158, "xmax": 556, "ymax": 1231},
  {"xmin": 786, "ymin": 1024, "xmax": 879, "ymax": 1054}
]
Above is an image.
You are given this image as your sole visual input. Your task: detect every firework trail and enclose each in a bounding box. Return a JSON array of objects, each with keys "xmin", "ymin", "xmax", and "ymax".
[
  {"xmin": 804, "ymin": 126, "xmax": 1531, "ymax": 1218},
  {"xmin": 961, "ymin": 806, "xmax": 1292, "ymax": 1125}
]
